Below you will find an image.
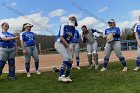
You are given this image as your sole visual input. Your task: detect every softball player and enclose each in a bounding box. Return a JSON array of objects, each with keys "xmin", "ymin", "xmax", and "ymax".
[
  {"xmin": 0, "ymin": 22, "xmax": 19, "ymax": 80},
  {"xmin": 81, "ymin": 25, "xmax": 101, "ymax": 69},
  {"xmin": 70, "ymin": 30, "xmax": 80, "ymax": 69},
  {"xmin": 20, "ymin": 23, "xmax": 41, "ymax": 77},
  {"xmin": 101, "ymin": 19, "xmax": 127, "ymax": 72},
  {"xmin": 55, "ymin": 16, "xmax": 77, "ymax": 82},
  {"xmin": 133, "ymin": 17, "xmax": 140, "ymax": 71}
]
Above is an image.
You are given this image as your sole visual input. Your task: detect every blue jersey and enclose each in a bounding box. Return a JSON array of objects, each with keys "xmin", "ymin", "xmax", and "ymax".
[
  {"xmin": 55, "ymin": 23, "xmax": 75, "ymax": 44},
  {"xmin": 0, "ymin": 32, "xmax": 15, "ymax": 48},
  {"xmin": 104, "ymin": 27, "xmax": 122, "ymax": 41},
  {"xmin": 72, "ymin": 30, "xmax": 80, "ymax": 43},
  {"xmin": 134, "ymin": 23, "xmax": 140, "ymax": 39},
  {"xmin": 20, "ymin": 31, "xmax": 35, "ymax": 47}
]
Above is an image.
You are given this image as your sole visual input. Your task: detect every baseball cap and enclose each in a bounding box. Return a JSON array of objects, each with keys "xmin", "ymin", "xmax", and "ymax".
[
  {"xmin": 69, "ymin": 16, "xmax": 77, "ymax": 21},
  {"xmin": 24, "ymin": 23, "xmax": 33, "ymax": 28},
  {"xmin": 108, "ymin": 19, "xmax": 115, "ymax": 24}
]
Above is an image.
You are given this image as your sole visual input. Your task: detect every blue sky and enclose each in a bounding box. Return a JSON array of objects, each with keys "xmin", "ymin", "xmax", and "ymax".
[{"xmin": 0, "ymin": 0, "xmax": 140, "ymax": 35}]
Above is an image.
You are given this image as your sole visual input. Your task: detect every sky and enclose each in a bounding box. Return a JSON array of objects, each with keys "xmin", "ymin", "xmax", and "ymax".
[{"xmin": 0, "ymin": 0, "xmax": 140, "ymax": 35}]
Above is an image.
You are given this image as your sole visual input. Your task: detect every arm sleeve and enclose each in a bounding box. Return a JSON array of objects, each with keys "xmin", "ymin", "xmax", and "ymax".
[
  {"xmin": 91, "ymin": 29, "xmax": 96, "ymax": 33},
  {"xmin": 103, "ymin": 30, "xmax": 107, "ymax": 38},
  {"xmin": 134, "ymin": 24, "xmax": 138, "ymax": 32},
  {"xmin": 113, "ymin": 34, "xmax": 120, "ymax": 38},
  {"xmin": 60, "ymin": 24, "xmax": 65, "ymax": 36},
  {"xmin": 96, "ymin": 30, "xmax": 101, "ymax": 34},
  {"xmin": 0, "ymin": 32, "xmax": 5, "ymax": 38},
  {"xmin": 119, "ymin": 28, "xmax": 122, "ymax": 35},
  {"xmin": 20, "ymin": 32, "xmax": 24, "ymax": 41}
]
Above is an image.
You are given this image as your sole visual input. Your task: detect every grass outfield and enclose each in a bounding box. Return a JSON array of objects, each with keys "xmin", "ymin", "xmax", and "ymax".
[{"xmin": 0, "ymin": 60, "xmax": 140, "ymax": 93}]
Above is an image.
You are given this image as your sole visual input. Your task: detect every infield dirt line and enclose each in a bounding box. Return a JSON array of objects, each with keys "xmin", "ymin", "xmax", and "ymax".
[{"xmin": 4, "ymin": 56, "xmax": 136, "ymax": 73}]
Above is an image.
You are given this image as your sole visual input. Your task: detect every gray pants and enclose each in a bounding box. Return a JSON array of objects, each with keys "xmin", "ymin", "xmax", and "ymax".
[
  {"xmin": 103, "ymin": 41, "xmax": 127, "ymax": 68},
  {"xmin": 70, "ymin": 43, "xmax": 79, "ymax": 59},
  {"xmin": 104, "ymin": 41, "xmax": 122, "ymax": 59},
  {"xmin": 55, "ymin": 42, "xmax": 72, "ymax": 62},
  {"xmin": 87, "ymin": 40, "xmax": 98, "ymax": 54},
  {"xmin": 137, "ymin": 46, "xmax": 140, "ymax": 57},
  {"xmin": 0, "ymin": 47, "xmax": 15, "ymax": 77},
  {"xmin": 0, "ymin": 48, "xmax": 15, "ymax": 61},
  {"xmin": 25, "ymin": 46, "xmax": 39, "ymax": 63},
  {"xmin": 86, "ymin": 40, "xmax": 98, "ymax": 66}
]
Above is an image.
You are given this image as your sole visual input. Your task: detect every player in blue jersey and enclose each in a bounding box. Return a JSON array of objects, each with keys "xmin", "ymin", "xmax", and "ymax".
[
  {"xmin": 20, "ymin": 23, "xmax": 41, "ymax": 77},
  {"xmin": 0, "ymin": 22, "xmax": 19, "ymax": 80},
  {"xmin": 133, "ymin": 16, "xmax": 140, "ymax": 71},
  {"xmin": 55, "ymin": 16, "xmax": 78, "ymax": 82},
  {"xmin": 70, "ymin": 30, "xmax": 81, "ymax": 69},
  {"xmin": 81, "ymin": 25, "xmax": 101, "ymax": 69},
  {"xmin": 101, "ymin": 19, "xmax": 127, "ymax": 72}
]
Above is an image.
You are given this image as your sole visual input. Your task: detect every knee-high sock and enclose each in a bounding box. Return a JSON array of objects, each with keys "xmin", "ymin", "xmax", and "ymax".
[
  {"xmin": 76, "ymin": 57, "xmax": 80, "ymax": 67},
  {"xmin": 136, "ymin": 57, "xmax": 140, "ymax": 67},
  {"xmin": 59, "ymin": 61, "xmax": 67, "ymax": 77},
  {"xmin": 8, "ymin": 58, "xmax": 15, "ymax": 77},
  {"xmin": 103, "ymin": 58, "xmax": 109, "ymax": 68},
  {"xmin": 65, "ymin": 62, "xmax": 72, "ymax": 77},
  {"xmin": 0, "ymin": 60, "xmax": 6, "ymax": 76},
  {"xmin": 119, "ymin": 56, "xmax": 127, "ymax": 67},
  {"xmin": 35, "ymin": 62, "xmax": 39, "ymax": 70},
  {"xmin": 25, "ymin": 63, "xmax": 30, "ymax": 73}
]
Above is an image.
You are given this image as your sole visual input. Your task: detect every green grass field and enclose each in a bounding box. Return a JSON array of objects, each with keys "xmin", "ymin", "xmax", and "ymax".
[{"xmin": 0, "ymin": 60, "xmax": 140, "ymax": 93}]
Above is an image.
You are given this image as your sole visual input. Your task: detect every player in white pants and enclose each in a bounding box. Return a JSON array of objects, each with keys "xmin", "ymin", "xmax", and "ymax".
[
  {"xmin": 70, "ymin": 30, "xmax": 81, "ymax": 69},
  {"xmin": 55, "ymin": 16, "xmax": 78, "ymax": 82},
  {"xmin": 133, "ymin": 16, "xmax": 140, "ymax": 71}
]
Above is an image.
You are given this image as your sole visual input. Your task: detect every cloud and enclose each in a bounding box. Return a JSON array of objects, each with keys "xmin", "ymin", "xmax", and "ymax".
[
  {"xmin": 30, "ymin": 8, "xmax": 41, "ymax": 13},
  {"xmin": 98, "ymin": 6, "xmax": 108, "ymax": 13},
  {"xmin": 117, "ymin": 21, "xmax": 130, "ymax": 29},
  {"xmin": 78, "ymin": 17, "xmax": 99, "ymax": 28},
  {"xmin": 60, "ymin": 16, "xmax": 68, "ymax": 23},
  {"xmin": 76, "ymin": 17, "xmax": 107, "ymax": 32},
  {"xmin": 130, "ymin": 10, "xmax": 140, "ymax": 19},
  {"xmin": 48, "ymin": 9, "xmax": 66, "ymax": 17},
  {"xmin": 0, "ymin": 13, "xmax": 53, "ymax": 34},
  {"xmin": 6, "ymin": 2, "xmax": 17, "ymax": 8},
  {"xmin": 116, "ymin": 9, "xmax": 140, "ymax": 29}
]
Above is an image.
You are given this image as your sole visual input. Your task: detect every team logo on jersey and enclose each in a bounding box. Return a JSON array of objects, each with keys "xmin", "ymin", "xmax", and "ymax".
[
  {"xmin": 25, "ymin": 33, "xmax": 34, "ymax": 40},
  {"xmin": 137, "ymin": 25, "xmax": 140, "ymax": 30},
  {"xmin": 106, "ymin": 29, "xmax": 116, "ymax": 34}
]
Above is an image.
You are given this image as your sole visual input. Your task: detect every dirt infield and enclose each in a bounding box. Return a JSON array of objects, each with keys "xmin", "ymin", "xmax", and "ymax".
[{"xmin": 3, "ymin": 50, "xmax": 137, "ymax": 73}]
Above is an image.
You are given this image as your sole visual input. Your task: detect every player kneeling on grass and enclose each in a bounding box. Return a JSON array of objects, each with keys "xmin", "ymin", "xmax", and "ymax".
[
  {"xmin": 101, "ymin": 19, "xmax": 127, "ymax": 72},
  {"xmin": 55, "ymin": 16, "xmax": 77, "ymax": 82},
  {"xmin": 134, "ymin": 16, "xmax": 140, "ymax": 71},
  {"xmin": 0, "ymin": 22, "xmax": 19, "ymax": 80},
  {"xmin": 81, "ymin": 25, "xmax": 101, "ymax": 69},
  {"xmin": 70, "ymin": 30, "xmax": 81, "ymax": 70},
  {"xmin": 20, "ymin": 23, "xmax": 41, "ymax": 78}
]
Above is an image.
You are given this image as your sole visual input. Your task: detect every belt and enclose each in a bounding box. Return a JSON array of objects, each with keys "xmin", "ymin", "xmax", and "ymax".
[
  {"xmin": 72, "ymin": 42, "xmax": 78, "ymax": 43},
  {"xmin": 25, "ymin": 45, "xmax": 35, "ymax": 47}
]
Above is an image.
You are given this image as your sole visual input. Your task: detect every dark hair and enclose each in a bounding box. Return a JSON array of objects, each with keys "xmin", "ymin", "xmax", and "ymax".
[
  {"xmin": 81, "ymin": 25, "xmax": 87, "ymax": 29},
  {"xmin": 22, "ymin": 23, "xmax": 29, "ymax": 32},
  {"xmin": 75, "ymin": 21, "xmax": 78, "ymax": 27},
  {"xmin": 1, "ymin": 22, "xmax": 9, "ymax": 29}
]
